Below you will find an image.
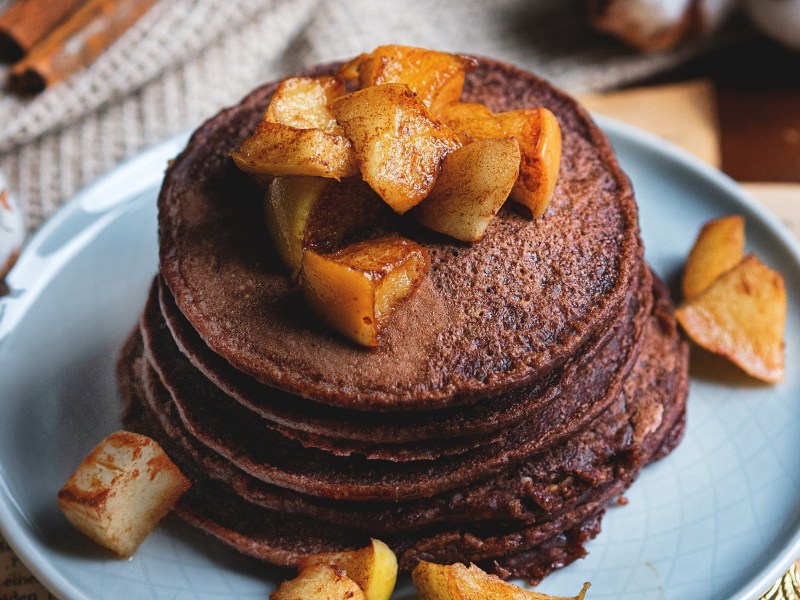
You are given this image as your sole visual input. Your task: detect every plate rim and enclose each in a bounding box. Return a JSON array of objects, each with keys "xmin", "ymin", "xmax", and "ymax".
[{"xmin": 0, "ymin": 116, "xmax": 798, "ymax": 600}]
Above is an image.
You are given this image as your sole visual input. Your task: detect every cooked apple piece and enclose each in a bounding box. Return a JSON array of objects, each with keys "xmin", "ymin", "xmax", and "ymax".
[
  {"xmin": 265, "ymin": 76, "xmax": 346, "ymax": 134},
  {"xmin": 338, "ymin": 53, "xmax": 366, "ymax": 81},
  {"xmin": 436, "ymin": 102, "xmax": 505, "ymax": 144},
  {"xmin": 301, "ymin": 237, "xmax": 430, "ymax": 347},
  {"xmin": 412, "ymin": 561, "xmax": 590, "ymax": 600},
  {"xmin": 231, "ymin": 122, "xmax": 358, "ymax": 179},
  {"xmin": 676, "ymin": 254, "xmax": 786, "ymax": 382},
  {"xmin": 298, "ymin": 539, "xmax": 398, "ymax": 600},
  {"xmin": 270, "ymin": 563, "xmax": 366, "ymax": 600},
  {"xmin": 57, "ymin": 431, "xmax": 190, "ymax": 558},
  {"xmin": 414, "ymin": 137, "xmax": 521, "ymax": 242},
  {"xmin": 682, "ymin": 215, "xmax": 745, "ymax": 300},
  {"xmin": 264, "ymin": 176, "xmax": 329, "ymax": 276},
  {"xmin": 495, "ymin": 107, "xmax": 562, "ymax": 218},
  {"xmin": 339, "ymin": 45, "xmax": 476, "ymax": 112},
  {"xmin": 331, "ymin": 83, "xmax": 460, "ymax": 214}
]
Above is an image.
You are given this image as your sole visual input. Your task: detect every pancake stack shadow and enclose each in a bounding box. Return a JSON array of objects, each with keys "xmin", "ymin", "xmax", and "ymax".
[{"xmin": 118, "ymin": 57, "xmax": 690, "ymax": 582}]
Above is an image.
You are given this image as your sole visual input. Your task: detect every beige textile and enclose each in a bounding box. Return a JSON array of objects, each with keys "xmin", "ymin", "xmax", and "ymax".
[{"xmin": 0, "ymin": 0, "xmax": 737, "ymax": 232}]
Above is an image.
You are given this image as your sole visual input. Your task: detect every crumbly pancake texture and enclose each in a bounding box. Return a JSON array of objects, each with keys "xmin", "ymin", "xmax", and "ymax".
[
  {"xmin": 158, "ymin": 57, "xmax": 642, "ymax": 410},
  {"xmin": 118, "ymin": 54, "xmax": 691, "ymax": 584}
]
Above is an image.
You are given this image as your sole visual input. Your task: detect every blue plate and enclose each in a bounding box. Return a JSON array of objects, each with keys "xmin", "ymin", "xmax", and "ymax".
[{"xmin": 1, "ymin": 118, "xmax": 798, "ymax": 600}]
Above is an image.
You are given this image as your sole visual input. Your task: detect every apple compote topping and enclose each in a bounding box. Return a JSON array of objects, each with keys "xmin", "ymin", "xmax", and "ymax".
[{"xmin": 233, "ymin": 45, "xmax": 563, "ymax": 347}]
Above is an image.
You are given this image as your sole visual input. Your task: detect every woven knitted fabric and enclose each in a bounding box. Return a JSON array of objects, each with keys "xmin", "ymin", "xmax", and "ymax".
[{"xmin": 0, "ymin": 0, "xmax": 726, "ymax": 232}]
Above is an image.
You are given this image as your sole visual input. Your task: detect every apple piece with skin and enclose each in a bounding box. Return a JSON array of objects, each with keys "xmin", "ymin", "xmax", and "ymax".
[
  {"xmin": 676, "ymin": 254, "xmax": 786, "ymax": 383},
  {"xmin": 412, "ymin": 561, "xmax": 591, "ymax": 600},
  {"xmin": 263, "ymin": 176, "xmax": 330, "ymax": 277},
  {"xmin": 300, "ymin": 237, "xmax": 430, "ymax": 347},
  {"xmin": 682, "ymin": 214, "xmax": 745, "ymax": 300},
  {"xmin": 231, "ymin": 122, "xmax": 358, "ymax": 180},
  {"xmin": 414, "ymin": 137, "xmax": 521, "ymax": 242},
  {"xmin": 270, "ymin": 563, "xmax": 366, "ymax": 600},
  {"xmin": 265, "ymin": 76, "xmax": 346, "ymax": 134},
  {"xmin": 331, "ymin": 83, "xmax": 460, "ymax": 214},
  {"xmin": 338, "ymin": 45, "xmax": 477, "ymax": 113},
  {"xmin": 298, "ymin": 539, "xmax": 398, "ymax": 600},
  {"xmin": 494, "ymin": 107, "xmax": 562, "ymax": 218}
]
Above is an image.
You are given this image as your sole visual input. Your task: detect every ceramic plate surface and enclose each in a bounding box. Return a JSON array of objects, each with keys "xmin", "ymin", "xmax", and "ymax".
[{"xmin": 1, "ymin": 118, "xmax": 799, "ymax": 600}]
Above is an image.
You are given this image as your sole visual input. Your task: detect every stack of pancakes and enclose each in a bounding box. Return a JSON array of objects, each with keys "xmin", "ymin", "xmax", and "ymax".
[{"xmin": 118, "ymin": 57, "xmax": 689, "ymax": 582}]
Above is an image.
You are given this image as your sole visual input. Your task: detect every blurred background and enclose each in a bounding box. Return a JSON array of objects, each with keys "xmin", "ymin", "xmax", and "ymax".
[{"xmin": 0, "ymin": 0, "xmax": 798, "ymax": 597}]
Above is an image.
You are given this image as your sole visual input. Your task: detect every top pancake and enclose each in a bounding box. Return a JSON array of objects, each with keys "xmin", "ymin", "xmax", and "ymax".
[{"xmin": 158, "ymin": 57, "xmax": 641, "ymax": 409}]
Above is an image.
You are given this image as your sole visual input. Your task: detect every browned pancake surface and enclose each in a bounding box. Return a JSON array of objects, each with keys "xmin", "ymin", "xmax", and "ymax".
[
  {"xmin": 158, "ymin": 57, "xmax": 641, "ymax": 409},
  {"xmin": 147, "ymin": 264, "xmax": 649, "ymax": 456},
  {"xmin": 136, "ymin": 278, "xmax": 647, "ymax": 501}
]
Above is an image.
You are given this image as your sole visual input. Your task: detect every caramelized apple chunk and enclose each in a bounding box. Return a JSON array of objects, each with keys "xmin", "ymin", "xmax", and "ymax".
[
  {"xmin": 298, "ymin": 539, "xmax": 398, "ymax": 600},
  {"xmin": 270, "ymin": 564, "xmax": 365, "ymax": 600},
  {"xmin": 265, "ymin": 76, "xmax": 346, "ymax": 134},
  {"xmin": 331, "ymin": 83, "xmax": 460, "ymax": 214},
  {"xmin": 339, "ymin": 45, "xmax": 476, "ymax": 112},
  {"xmin": 414, "ymin": 137, "xmax": 521, "ymax": 242},
  {"xmin": 682, "ymin": 215, "xmax": 745, "ymax": 300},
  {"xmin": 435, "ymin": 102, "xmax": 506, "ymax": 144},
  {"xmin": 57, "ymin": 431, "xmax": 190, "ymax": 558},
  {"xmin": 437, "ymin": 104, "xmax": 562, "ymax": 218},
  {"xmin": 231, "ymin": 122, "xmax": 358, "ymax": 179},
  {"xmin": 264, "ymin": 176, "xmax": 329, "ymax": 276},
  {"xmin": 494, "ymin": 107, "xmax": 562, "ymax": 218},
  {"xmin": 412, "ymin": 561, "xmax": 590, "ymax": 600},
  {"xmin": 676, "ymin": 254, "xmax": 786, "ymax": 382},
  {"xmin": 301, "ymin": 237, "xmax": 430, "ymax": 347}
]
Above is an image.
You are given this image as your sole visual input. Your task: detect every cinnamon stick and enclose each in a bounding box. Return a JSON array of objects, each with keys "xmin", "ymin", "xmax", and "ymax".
[
  {"xmin": 0, "ymin": 0, "xmax": 87, "ymax": 62},
  {"xmin": 8, "ymin": 0, "xmax": 156, "ymax": 95}
]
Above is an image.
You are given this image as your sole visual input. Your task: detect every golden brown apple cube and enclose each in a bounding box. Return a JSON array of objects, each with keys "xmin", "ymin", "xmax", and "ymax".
[
  {"xmin": 270, "ymin": 564, "xmax": 366, "ymax": 600},
  {"xmin": 495, "ymin": 107, "xmax": 562, "ymax": 218},
  {"xmin": 57, "ymin": 431, "xmax": 190, "ymax": 558},
  {"xmin": 676, "ymin": 254, "xmax": 786, "ymax": 382},
  {"xmin": 435, "ymin": 102, "xmax": 506, "ymax": 144},
  {"xmin": 301, "ymin": 237, "xmax": 430, "ymax": 347},
  {"xmin": 298, "ymin": 539, "xmax": 398, "ymax": 600},
  {"xmin": 339, "ymin": 45, "xmax": 476, "ymax": 112},
  {"xmin": 414, "ymin": 137, "xmax": 521, "ymax": 242},
  {"xmin": 331, "ymin": 83, "xmax": 460, "ymax": 214},
  {"xmin": 232, "ymin": 122, "xmax": 358, "ymax": 180},
  {"xmin": 265, "ymin": 76, "xmax": 346, "ymax": 134},
  {"xmin": 264, "ymin": 176, "xmax": 330, "ymax": 277},
  {"xmin": 412, "ymin": 561, "xmax": 590, "ymax": 600},
  {"xmin": 683, "ymin": 215, "xmax": 745, "ymax": 300}
]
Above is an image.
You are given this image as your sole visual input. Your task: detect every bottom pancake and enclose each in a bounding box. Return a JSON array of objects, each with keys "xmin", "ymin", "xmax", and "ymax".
[{"xmin": 118, "ymin": 275, "xmax": 688, "ymax": 582}]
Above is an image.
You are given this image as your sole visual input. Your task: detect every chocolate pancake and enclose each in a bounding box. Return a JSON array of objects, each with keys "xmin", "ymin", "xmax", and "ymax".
[
  {"xmin": 158, "ymin": 57, "xmax": 642, "ymax": 410},
  {"xmin": 145, "ymin": 264, "xmax": 650, "ymax": 459},
  {"xmin": 137, "ymin": 268, "xmax": 651, "ymax": 501},
  {"xmin": 154, "ymin": 259, "xmax": 650, "ymax": 446},
  {"xmin": 131, "ymin": 277, "xmax": 686, "ymax": 536},
  {"xmin": 118, "ymin": 275, "xmax": 687, "ymax": 577}
]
